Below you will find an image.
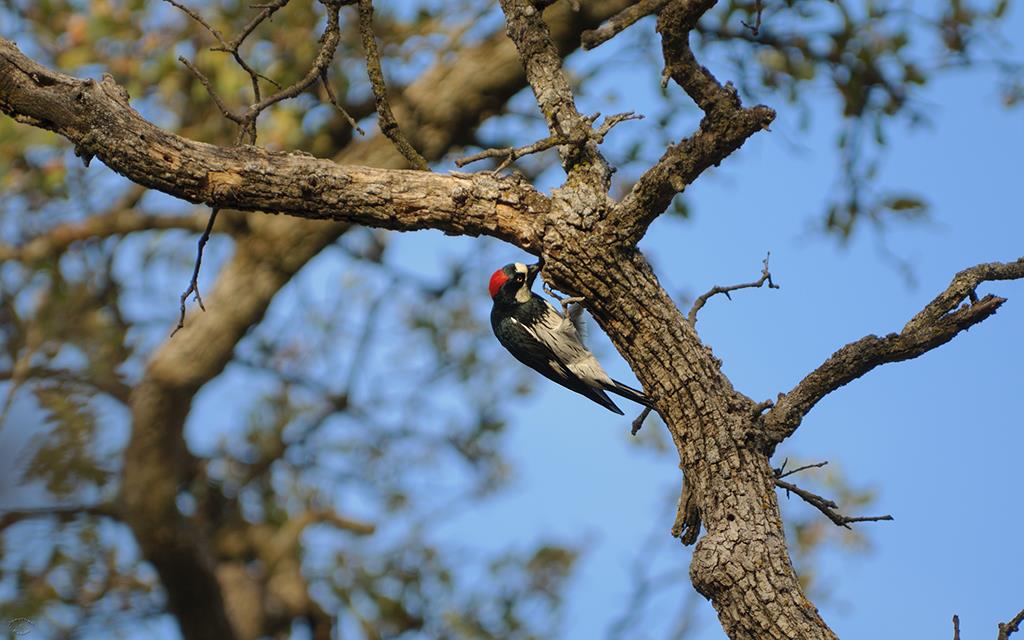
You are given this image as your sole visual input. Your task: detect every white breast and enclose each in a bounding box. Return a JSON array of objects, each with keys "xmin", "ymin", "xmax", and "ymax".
[{"xmin": 525, "ymin": 301, "xmax": 612, "ymax": 386}]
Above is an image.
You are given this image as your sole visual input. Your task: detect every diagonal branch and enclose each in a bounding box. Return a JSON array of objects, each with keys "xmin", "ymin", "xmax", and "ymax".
[
  {"xmin": 0, "ymin": 38, "xmax": 546, "ymax": 252},
  {"xmin": 765, "ymin": 257, "xmax": 1024, "ymax": 443},
  {"xmin": 357, "ymin": 0, "xmax": 428, "ymax": 169},
  {"xmin": 582, "ymin": 0, "xmax": 672, "ymax": 50},
  {"xmin": 609, "ymin": 0, "xmax": 774, "ymax": 244},
  {"xmin": 774, "ymin": 476, "xmax": 893, "ymax": 529}
]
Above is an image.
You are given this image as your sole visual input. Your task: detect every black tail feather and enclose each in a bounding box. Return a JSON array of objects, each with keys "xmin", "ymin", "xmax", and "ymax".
[{"xmin": 603, "ymin": 379, "xmax": 656, "ymax": 409}]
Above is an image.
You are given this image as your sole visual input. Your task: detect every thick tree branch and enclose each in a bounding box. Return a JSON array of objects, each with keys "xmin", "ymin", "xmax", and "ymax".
[
  {"xmin": 765, "ymin": 257, "xmax": 1024, "ymax": 443},
  {"xmin": 0, "ymin": 38, "xmax": 546, "ymax": 252},
  {"xmin": 609, "ymin": 0, "xmax": 774, "ymax": 243},
  {"xmin": 582, "ymin": 0, "xmax": 672, "ymax": 50}
]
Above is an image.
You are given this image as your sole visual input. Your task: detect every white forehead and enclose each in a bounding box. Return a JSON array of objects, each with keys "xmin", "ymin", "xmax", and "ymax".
[{"xmin": 513, "ymin": 262, "xmax": 527, "ymax": 274}]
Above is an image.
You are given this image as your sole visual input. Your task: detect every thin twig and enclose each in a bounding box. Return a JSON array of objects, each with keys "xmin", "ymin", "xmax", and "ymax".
[
  {"xmin": 222, "ymin": 0, "xmax": 289, "ymax": 50},
  {"xmin": 320, "ymin": 69, "xmax": 364, "ymax": 135},
  {"xmin": 688, "ymin": 252, "xmax": 779, "ymax": 326},
  {"xmin": 594, "ymin": 111, "xmax": 644, "ymax": 140},
  {"xmin": 165, "ymin": 0, "xmax": 284, "ymax": 128},
  {"xmin": 172, "ymin": 208, "xmax": 219, "ymax": 336},
  {"xmin": 774, "ymin": 476, "xmax": 893, "ymax": 530},
  {"xmin": 456, "ymin": 133, "xmax": 566, "ymax": 172},
  {"xmin": 740, "ymin": 0, "xmax": 764, "ymax": 36},
  {"xmin": 582, "ymin": 0, "xmax": 672, "ymax": 50},
  {"xmin": 775, "ymin": 459, "xmax": 829, "ymax": 479},
  {"xmin": 163, "ymin": 0, "xmax": 227, "ymax": 44},
  {"xmin": 243, "ymin": 3, "xmax": 345, "ymax": 121},
  {"xmin": 953, "ymin": 615, "xmax": 961, "ymax": 640},
  {"xmin": 177, "ymin": 57, "xmax": 242, "ymax": 123},
  {"xmin": 456, "ymin": 112, "xmax": 642, "ymax": 172},
  {"xmin": 357, "ymin": 0, "xmax": 428, "ymax": 170}
]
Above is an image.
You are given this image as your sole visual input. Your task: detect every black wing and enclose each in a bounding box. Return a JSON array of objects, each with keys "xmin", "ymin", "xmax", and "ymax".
[{"xmin": 491, "ymin": 312, "xmax": 623, "ymax": 414}]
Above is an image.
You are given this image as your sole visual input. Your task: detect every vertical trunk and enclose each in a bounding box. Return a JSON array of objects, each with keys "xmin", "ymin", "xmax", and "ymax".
[{"xmin": 547, "ymin": 237, "xmax": 836, "ymax": 640}]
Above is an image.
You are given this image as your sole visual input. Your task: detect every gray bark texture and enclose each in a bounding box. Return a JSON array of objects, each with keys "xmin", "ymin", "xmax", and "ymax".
[{"xmin": 2, "ymin": 0, "xmax": 1021, "ymax": 638}]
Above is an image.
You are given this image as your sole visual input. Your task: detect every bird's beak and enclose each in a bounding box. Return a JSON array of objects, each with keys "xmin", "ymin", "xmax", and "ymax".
[{"xmin": 526, "ymin": 262, "xmax": 542, "ymax": 287}]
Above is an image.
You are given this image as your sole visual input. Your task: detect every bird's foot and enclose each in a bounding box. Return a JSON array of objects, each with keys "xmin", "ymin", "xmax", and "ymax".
[
  {"xmin": 543, "ymin": 282, "xmax": 584, "ymax": 319},
  {"xmin": 559, "ymin": 296, "xmax": 584, "ymax": 320}
]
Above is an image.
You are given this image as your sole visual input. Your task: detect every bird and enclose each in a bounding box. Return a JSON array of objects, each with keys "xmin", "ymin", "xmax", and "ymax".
[{"xmin": 488, "ymin": 261, "xmax": 655, "ymax": 415}]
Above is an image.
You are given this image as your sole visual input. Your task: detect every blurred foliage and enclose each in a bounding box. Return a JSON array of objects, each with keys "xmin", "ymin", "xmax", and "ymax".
[{"xmin": 0, "ymin": 0, "xmax": 1018, "ymax": 638}]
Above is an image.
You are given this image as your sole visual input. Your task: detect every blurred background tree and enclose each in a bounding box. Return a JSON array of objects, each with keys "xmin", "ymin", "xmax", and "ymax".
[{"xmin": 0, "ymin": 0, "xmax": 1020, "ymax": 638}]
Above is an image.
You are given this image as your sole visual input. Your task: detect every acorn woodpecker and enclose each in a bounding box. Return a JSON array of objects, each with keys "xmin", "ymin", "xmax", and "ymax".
[{"xmin": 489, "ymin": 261, "xmax": 655, "ymax": 415}]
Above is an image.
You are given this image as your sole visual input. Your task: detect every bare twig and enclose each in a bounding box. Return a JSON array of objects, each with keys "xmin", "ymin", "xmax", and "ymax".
[
  {"xmin": 999, "ymin": 608, "xmax": 1024, "ymax": 640},
  {"xmin": 774, "ymin": 459, "xmax": 829, "ymax": 479},
  {"xmin": 631, "ymin": 406, "xmax": 653, "ymax": 435},
  {"xmin": 165, "ymin": 0, "xmax": 288, "ymax": 134},
  {"xmin": 774, "ymin": 475, "xmax": 893, "ymax": 529},
  {"xmin": 953, "ymin": 614, "xmax": 961, "ymax": 640},
  {"xmin": 357, "ymin": 0, "xmax": 428, "ymax": 170},
  {"xmin": 177, "ymin": 56, "xmax": 242, "ymax": 123},
  {"xmin": 456, "ymin": 111, "xmax": 642, "ymax": 172},
  {"xmin": 456, "ymin": 133, "xmax": 567, "ymax": 172},
  {"xmin": 169, "ymin": 0, "xmax": 344, "ymax": 145},
  {"xmin": 582, "ymin": 0, "xmax": 672, "ymax": 50},
  {"xmin": 163, "ymin": 0, "xmax": 226, "ymax": 43},
  {"xmin": 688, "ymin": 252, "xmax": 779, "ymax": 326},
  {"xmin": 172, "ymin": 208, "xmax": 219, "ymax": 336},
  {"xmin": 740, "ymin": 0, "xmax": 764, "ymax": 36},
  {"xmin": 765, "ymin": 257, "xmax": 1024, "ymax": 443},
  {"xmin": 221, "ymin": 0, "xmax": 289, "ymax": 51},
  {"xmin": 320, "ymin": 69, "xmax": 364, "ymax": 135}
]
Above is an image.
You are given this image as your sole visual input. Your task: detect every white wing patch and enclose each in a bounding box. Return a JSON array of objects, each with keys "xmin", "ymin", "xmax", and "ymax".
[{"xmin": 515, "ymin": 301, "xmax": 612, "ymax": 386}]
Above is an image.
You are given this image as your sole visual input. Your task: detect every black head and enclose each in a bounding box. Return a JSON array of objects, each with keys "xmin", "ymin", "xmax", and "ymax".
[{"xmin": 488, "ymin": 262, "xmax": 541, "ymax": 305}]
